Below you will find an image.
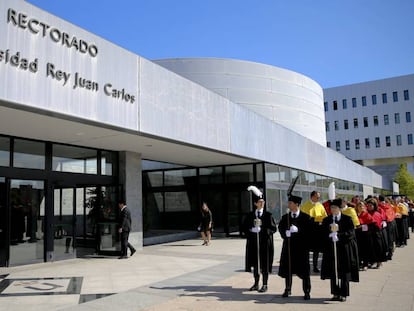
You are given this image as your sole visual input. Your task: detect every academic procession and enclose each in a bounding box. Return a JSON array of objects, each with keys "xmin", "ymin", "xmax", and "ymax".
[{"xmin": 242, "ymin": 183, "xmax": 413, "ymax": 303}]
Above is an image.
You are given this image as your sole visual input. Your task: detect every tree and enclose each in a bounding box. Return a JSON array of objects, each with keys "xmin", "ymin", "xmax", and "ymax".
[{"xmin": 394, "ymin": 163, "xmax": 414, "ymax": 198}]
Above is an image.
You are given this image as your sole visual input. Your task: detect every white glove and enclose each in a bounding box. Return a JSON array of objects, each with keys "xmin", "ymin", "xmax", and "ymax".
[
  {"xmin": 197, "ymin": 226, "xmax": 201, "ymax": 231},
  {"xmin": 362, "ymin": 224, "xmax": 368, "ymax": 232},
  {"xmin": 382, "ymin": 221, "xmax": 387, "ymax": 228},
  {"xmin": 329, "ymin": 232, "xmax": 338, "ymax": 242},
  {"xmin": 289, "ymin": 225, "xmax": 298, "ymax": 233},
  {"xmin": 285, "ymin": 230, "xmax": 291, "ymax": 238},
  {"xmin": 250, "ymin": 226, "xmax": 261, "ymax": 233}
]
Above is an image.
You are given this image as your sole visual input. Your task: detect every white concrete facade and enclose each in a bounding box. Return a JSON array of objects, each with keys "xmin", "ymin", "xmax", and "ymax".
[
  {"xmin": 324, "ymin": 74, "xmax": 414, "ymax": 187},
  {"xmin": 1, "ymin": 0, "xmax": 385, "ymax": 191},
  {"xmin": 154, "ymin": 58, "xmax": 327, "ymax": 147}
]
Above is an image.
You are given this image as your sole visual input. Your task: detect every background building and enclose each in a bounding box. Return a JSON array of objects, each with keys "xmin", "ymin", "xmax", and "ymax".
[{"xmin": 324, "ymin": 74, "xmax": 414, "ymax": 191}]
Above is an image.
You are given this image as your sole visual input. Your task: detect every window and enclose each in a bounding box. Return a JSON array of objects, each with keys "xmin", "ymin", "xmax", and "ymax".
[
  {"xmin": 382, "ymin": 93, "xmax": 387, "ymax": 103},
  {"xmin": 365, "ymin": 138, "xmax": 370, "ymax": 149},
  {"xmin": 352, "ymin": 97, "xmax": 357, "ymax": 108},
  {"xmin": 404, "ymin": 90, "xmax": 409, "ymax": 100},
  {"xmin": 362, "ymin": 96, "xmax": 367, "ymax": 106},
  {"xmin": 334, "ymin": 121, "xmax": 339, "ymax": 131},
  {"xmin": 333, "ymin": 100, "xmax": 338, "ymax": 110},
  {"xmin": 353, "ymin": 118, "xmax": 358, "ymax": 128},
  {"xmin": 372, "ymin": 94, "xmax": 377, "ymax": 105},
  {"xmin": 375, "ymin": 137, "xmax": 380, "ymax": 148},
  {"xmin": 342, "ymin": 99, "xmax": 347, "ymax": 109},
  {"xmin": 408, "ymin": 134, "xmax": 413, "ymax": 145},
  {"xmin": 373, "ymin": 115, "xmax": 379, "ymax": 126},
  {"xmin": 325, "ymin": 122, "xmax": 330, "ymax": 131},
  {"xmin": 13, "ymin": 139, "xmax": 45, "ymax": 169},
  {"xmin": 396, "ymin": 135, "xmax": 402, "ymax": 146},
  {"xmin": 406, "ymin": 112, "xmax": 411, "ymax": 123},
  {"xmin": 384, "ymin": 114, "xmax": 389, "ymax": 125},
  {"xmin": 53, "ymin": 144, "xmax": 97, "ymax": 173},
  {"xmin": 345, "ymin": 140, "xmax": 350, "ymax": 150},
  {"xmin": 386, "ymin": 136, "xmax": 391, "ymax": 147},
  {"xmin": 355, "ymin": 139, "xmax": 360, "ymax": 150},
  {"xmin": 393, "ymin": 91, "xmax": 398, "ymax": 102},
  {"xmin": 335, "ymin": 141, "xmax": 340, "ymax": 151},
  {"xmin": 0, "ymin": 136, "xmax": 10, "ymax": 167},
  {"xmin": 327, "ymin": 141, "xmax": 331, "ymax": 148},
  {"xmin": 395, "ymin": 113, "xmax": 400, "ymax": 124},
  {"xmin": 363, "ymin": 117, "xmax": 368, "ymax": 127},
  {"xmin": 344, "ymin": 119, "xmax": 349, "ymax": 130},
  {"xmin": 324, "ymin": 102, "xmax": 328, "ymax": 112}
]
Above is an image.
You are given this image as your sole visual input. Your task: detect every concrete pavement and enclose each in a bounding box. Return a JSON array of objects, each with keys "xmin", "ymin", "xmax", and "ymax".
[{"xmin": 1, "ymin": 235, "xmax": 414, "ymax": 311}]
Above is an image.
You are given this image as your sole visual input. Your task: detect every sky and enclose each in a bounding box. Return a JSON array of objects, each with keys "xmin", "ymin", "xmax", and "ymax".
[{"xmin": 26, "ymin": 0, "xmax": 414, "ymax": 88}]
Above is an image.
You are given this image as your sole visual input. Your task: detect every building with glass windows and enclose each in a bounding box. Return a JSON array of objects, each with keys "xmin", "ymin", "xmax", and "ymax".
[
  {"xmin": 324, "ymin": 74, "xmax": 414, "ymax": 190},
  {"xmin": 0, "ymin": 0, "xmax": 387, "ymax": 266}
]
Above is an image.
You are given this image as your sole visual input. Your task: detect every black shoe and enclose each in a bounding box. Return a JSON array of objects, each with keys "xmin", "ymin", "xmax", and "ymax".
[
  {"xmin": 130, "ymin": 249, "xmax": 136, "ymax": 256},
  {"xmin": 313, "ymin": 267, "xmax": 320, "ymax": 273},
  {"xmin": 330, "ymin": 295, "xmax": 340, "ymax": 301},
  {"xmin": 339, "ymin": 296, "xmax": 346, "ymax": 302},
  {"xmin": 258, "ymin": 285, "xmax": 268, "ymax": 293},
  {"xmin": 304, "ymin": 293, "xmax": 311, "ymax": 300},
  {"xmin": 249, "ymin": 284, "xmax": 259, "ymax": 291},
  {"xmin": 282, "ymin": 290, "xmax": 291, "ymax": 298},
  {"xmin": 118, "ymin": 256, "xmax": 128, "ymax": 259}
]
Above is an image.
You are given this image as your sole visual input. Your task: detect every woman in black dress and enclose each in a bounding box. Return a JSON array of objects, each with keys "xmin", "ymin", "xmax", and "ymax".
[{"xmin": 198, "ymin": 202, "xmax": 213, "ymax": 245}]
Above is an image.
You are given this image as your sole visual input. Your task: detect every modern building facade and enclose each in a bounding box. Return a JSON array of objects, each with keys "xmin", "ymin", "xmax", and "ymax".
[
  {"xmin": 1, "ymin": 0, "xmax": 386, "ymax": 266},
  {"xmin": 324, "ymin": 74, "xmax": 414, "ymax": 190}
]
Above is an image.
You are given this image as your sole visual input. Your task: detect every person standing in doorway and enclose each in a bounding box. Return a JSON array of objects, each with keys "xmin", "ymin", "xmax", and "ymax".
[{"xmin": 118, "ymin": 200, "xmax": 136, "ymax": 259}]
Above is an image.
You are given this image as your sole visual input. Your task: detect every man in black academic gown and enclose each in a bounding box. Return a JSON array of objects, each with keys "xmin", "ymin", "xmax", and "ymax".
[
  {"xmin": 320, "ymin": 199, "xmax": 359, "ymax": 302},
  {"xmin": 242, "ymin": 193, "xmax": 277, "ymax": 293},
  {"xmin": 278, "ymin": 195, "xmax": 312, "ymax": 300}
]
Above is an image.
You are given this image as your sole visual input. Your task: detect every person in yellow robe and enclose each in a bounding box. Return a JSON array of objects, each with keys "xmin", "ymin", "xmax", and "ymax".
[
  {"xmin": 337, "ymin": 198, "xmax": 360, "ymax": 228},
  {"xmin": 301, "ymin": 191, "xmax": 327, "ymax": 273}
]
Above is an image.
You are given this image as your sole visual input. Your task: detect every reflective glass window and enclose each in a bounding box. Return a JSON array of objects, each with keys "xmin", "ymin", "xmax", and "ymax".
[
  {"xmin": 362, "ymin": 96, "xmax": 367, "ymax": 106},
  {"xmin": 145, "ymin": 171, "xmax": 163, "ymax": 187},
  {"xmin": 0, "ymin": 136, "xmax": 10, "ymax": 167},
  {"xmin": 386, "ymin": 136, "xmax": 391, "ymax": 147},
  {"xmin": 200, "ymin": 167, "xmax": 223, "ymax": 184},
  {"xmin": 404, "ymin": 90, "xmax": 409, "ymax": 100},
  {"xmin": 53, "ymin": 144, "xmax": 97, "ymax": 174},
  {"xmin": 101, "ymin": 151, "xmax": 116, "ymax": 176},
  {"xmin": 164, "ymin": 169, "xmax": 196, "ymax": 186},
  {"xmin": 13, "ymin": 139, "xmax": 45, "ymax": 169},
  {"xmin": 396, "ymin": 135, "xmax": 402, "ymax": 146},
  {"xmin": 225, "ymin": 165, "xmax": 254, "ymax": 183},
  {"xmin": 372, "ymin": 94, "xmax": 377, "ymax": 105},
  {"xmin": 382, "ymin": 93, "xmax": 387, "ymax": 103},
  {"xmin": 393, "ymin": 91, "xmax": 398, "ymax": 102}
]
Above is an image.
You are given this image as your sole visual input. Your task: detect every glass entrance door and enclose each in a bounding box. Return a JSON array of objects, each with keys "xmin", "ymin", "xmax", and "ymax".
[
  {"xmin": 9, "ymin": 179, "xmax": 45, "ymax": 266},
  {"xmin": 53, "ymin": 187, "xmax": 77, "ymax": 260},
  {"xmin": 0, "ymin": 177, "xmax": 7, "ymax": 266}
]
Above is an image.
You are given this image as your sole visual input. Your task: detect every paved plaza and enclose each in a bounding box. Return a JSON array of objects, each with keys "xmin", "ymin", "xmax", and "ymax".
[{"xmin": 1, "ymin": 235, "xmax": 414, "ymax": 311}]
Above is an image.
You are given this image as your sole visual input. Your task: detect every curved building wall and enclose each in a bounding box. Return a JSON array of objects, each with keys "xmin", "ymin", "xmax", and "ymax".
[{"xmin": 154, "ymin": 58, "xmax": 327, "ymax": 146}]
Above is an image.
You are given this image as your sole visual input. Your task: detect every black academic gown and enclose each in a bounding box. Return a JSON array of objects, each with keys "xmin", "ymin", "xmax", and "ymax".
[
  {"xmin": 242, "ymin": 210, "xmax": 277, "ymax": 273},
  {"xmin": 320, "ymin": 214, "xmax": 359, "ymax": 283},
  {"xmin": 278, "ymin": 212, "xmax": 312, "ymax": 279}
]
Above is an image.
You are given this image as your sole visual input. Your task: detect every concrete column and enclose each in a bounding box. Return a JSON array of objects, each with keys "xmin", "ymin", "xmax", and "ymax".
[{"xmin": 119, "ymin": 151, "xmax": 143, "ymax": 249}]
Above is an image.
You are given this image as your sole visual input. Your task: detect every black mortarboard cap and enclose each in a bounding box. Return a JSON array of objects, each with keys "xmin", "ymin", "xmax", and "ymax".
[
  {"xmin": 330, "ymin": 198, "xmax": 342, "ymax": 208},
  {"xmin": 288, "ymin": 195, "xmax": 302, "ymax": 205}
]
